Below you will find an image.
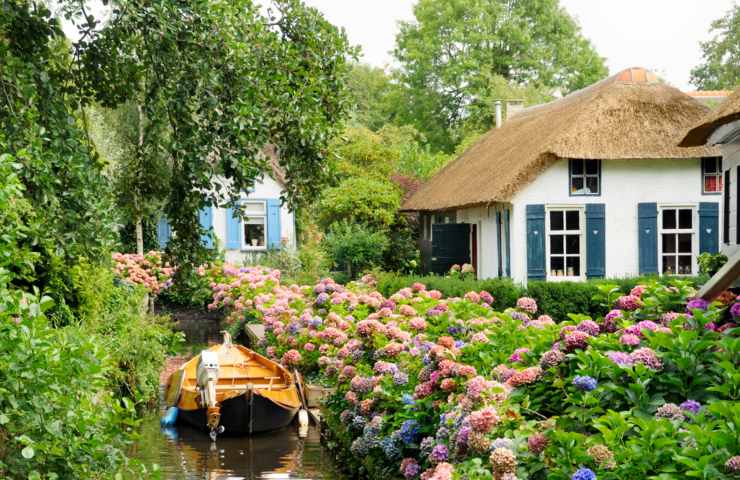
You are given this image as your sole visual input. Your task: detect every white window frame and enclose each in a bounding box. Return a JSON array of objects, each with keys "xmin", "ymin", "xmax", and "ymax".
[
  {"xmin": 546, "ymin": 206, "xmax": 585, "ymax": 281},
  {"xmin": 569, "ymin": 159, "xmax": 601, "ymax": 196},
  {"xmin": 658, "ymin": 205, "xmax": 697, "ymax": 276},
  {"xmin": 241, "ymin": 200, "xmax": 267, "ymax": 251}
]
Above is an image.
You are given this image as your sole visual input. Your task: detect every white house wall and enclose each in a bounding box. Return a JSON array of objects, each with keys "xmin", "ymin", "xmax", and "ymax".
[
  {"xmin": 505, "ymin": 157, "xmax": 719, "ymax": 284},
  {"xmin": 456, "ymin": 206, "xmax": 499, "ymax": 279},
  {"xmin": 210, "ymin": 175, "xmax": 296, "ymax": 264}
]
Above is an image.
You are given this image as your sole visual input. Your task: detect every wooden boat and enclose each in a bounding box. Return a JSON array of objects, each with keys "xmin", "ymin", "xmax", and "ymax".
[{"xmin": 164, "ymin": 332, "xmax": 301, "ymax": 439}]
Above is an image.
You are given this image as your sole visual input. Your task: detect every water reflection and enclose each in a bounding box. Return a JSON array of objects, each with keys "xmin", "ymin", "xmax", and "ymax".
[{"xmin": 133, "ymin": 412, "xmax": 343, "ymax": 480}]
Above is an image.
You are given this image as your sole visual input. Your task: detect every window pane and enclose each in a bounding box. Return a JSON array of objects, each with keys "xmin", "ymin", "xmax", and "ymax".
[
  {"xmin": 550, "ymin": 256, "xmax": 565, "ymax": 276},
  {"xmin": 566, "ymin": 211, "xmax": 580, "ymax": 230},
  {"xmin": 550, "ymin": 211, "xmax": 564, "ymax": 231},
  {"xmin": 244, "ymin": 223, "xmax": 265, "ymax": 247},
  {"xmin": 571, "ymin": 176, "xmax": 584, "ymax": 194},
  {"xmin": 662, "ymin": 233, "xmax": 676, "ymax": 253},
  {"xmin": 244, "ymin": 202, "xmax": 266, "ymax": 215},
  {"xmin": 662, "ymin": 255, "xmax": 676, "ymax": 275},
  {"xmin": 678, "ymin": 209, "xmax": 692, "ymax": 229},
  {"xmin": 678, "ymin": 233, "xmax": 692, "ymax": 253},
  {"xmin": 585, "ymin": 160, "xmax": 599, "ymax": 175},
  {"xmin": 678, "ymin": 255, "xmax": 692, "ymax": 275},
  {"xmin": 551, "ymin": 235, "xmax": 564, "ymax": 254},
  {"xmin": 566, "ymin": 256, "xmax": 580, "ymax": 276},
  {"xmin": 705, "ymin": 175, "xmax": 718, "ymax": 193},
  {"xmin": 566, "ymin": 234, "xmax": 580, "ymax": 254},
  {"xmin": 586, "ymin": 176, "xmax": 599, "ymax": 194},
  {"xmin": 571, "ymin": 159, "xmax": 584, "ymax": 175},
  {"xmin": 662, "ymin": 209, "xmax": 676, "ymax": 229},
  {"xmin": 703, "ymin": 158, "xmax": 716, "ymax": 174}
]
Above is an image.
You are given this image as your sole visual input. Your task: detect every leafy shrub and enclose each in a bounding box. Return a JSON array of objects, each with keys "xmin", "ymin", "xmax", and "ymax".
[
  {"xmin": 0, "ymin": 274, "xmax": 134, "ymax": 477},
  {"xmin": 323, "ymin": 221, "xmax": 389, "ymax": 279},
  {"xmin": 698, "ymin": 252, "xmax": 728, "ymax": 276},
  {"xmin": 317, "ymin": 177, "xmax": 401, "ymax": 231}
]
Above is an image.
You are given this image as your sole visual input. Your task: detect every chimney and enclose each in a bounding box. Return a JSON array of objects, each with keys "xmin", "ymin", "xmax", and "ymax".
[
  {"xmin": 506, "ymin": 99, "xmax": 525, "ymax": 119},
  {"xmin": 494, "ymin": 100, "xmax": 502, "ymax": 128}
]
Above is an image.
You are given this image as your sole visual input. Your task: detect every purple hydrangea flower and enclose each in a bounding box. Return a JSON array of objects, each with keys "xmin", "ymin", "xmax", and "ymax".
[
  {"xmin": 686, "ymin": 298, "xmax": 709, "ymax": 312},
  {"xmin": 680, "ymin": 399, "xmax": 701, "ymax": 414},
  {"xmin": 607, "ymin": 351, "xmax": 634, "ymax": 367},
  {"xmin": 429, "ymin": 444, "xmax": 449, "ymax": 463},
  {"xmin": 572, "ymin": 468, "xmax": 597, "ymax": 480},
  {"xmin": 731, "ymin": 302, "xmax": 740, "ymax": 318},
  {"xmin": 573, "ymin": 375, "xmax": 598, "ymax": 391}
]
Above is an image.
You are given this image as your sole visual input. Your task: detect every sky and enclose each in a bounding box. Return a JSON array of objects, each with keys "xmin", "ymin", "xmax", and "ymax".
[{"xmin": 303, "ymin": 0, "xmax": 738, "ymax": 90}]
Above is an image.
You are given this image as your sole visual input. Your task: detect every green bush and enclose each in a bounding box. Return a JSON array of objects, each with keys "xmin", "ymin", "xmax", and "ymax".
[
  {"xmin": 316, "ymin": 177, "xmax": 401, "ymax": 231},
  {"xmin": 323, "ymin": 221, "xmax": 389, "ymax": 279},
  {"xmin": 374, "ymin": 272, "xmax": 708, "ymax": 320}
]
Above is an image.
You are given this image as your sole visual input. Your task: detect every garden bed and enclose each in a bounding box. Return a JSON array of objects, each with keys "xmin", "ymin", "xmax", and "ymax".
[{"xmin": 198, "ymin": 264, "xmax": 739, "ymax": 479}]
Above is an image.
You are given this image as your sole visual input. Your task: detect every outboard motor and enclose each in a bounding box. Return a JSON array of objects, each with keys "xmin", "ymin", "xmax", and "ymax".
[{"xmin": 196, "ymin": 350, "xmax": 222, "ymax": 440}]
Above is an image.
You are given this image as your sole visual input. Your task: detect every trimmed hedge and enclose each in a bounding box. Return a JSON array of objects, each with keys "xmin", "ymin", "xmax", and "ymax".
[{"xmin": 374, "ymin": 272, "xmax": 708, "ymax": 322}]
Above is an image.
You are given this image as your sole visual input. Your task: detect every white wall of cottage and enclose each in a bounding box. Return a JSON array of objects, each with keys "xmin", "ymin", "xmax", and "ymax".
[
  {"xmin": 456, "ymin": 157, "xmax": 720, "ymax": 284},
  {"xmin": 720, "ymin": 142, "xmax": 740, "ymax": 258},
  {"xmin": 210, "ymin": 175, "xmax": 296, "ymax": 264}
]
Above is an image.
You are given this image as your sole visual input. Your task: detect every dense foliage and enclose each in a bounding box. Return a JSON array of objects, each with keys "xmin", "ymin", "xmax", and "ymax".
[
  {"xmin": 393, "ymin": 0, "xmax": 608, "ymax": 151},
  {"xmin": 200, "ymin": 264, "xmax": 739, "ymax": 479},
  {"xmin": 690, "ymin": 4, "xmax": 740, "ymax": 90}
]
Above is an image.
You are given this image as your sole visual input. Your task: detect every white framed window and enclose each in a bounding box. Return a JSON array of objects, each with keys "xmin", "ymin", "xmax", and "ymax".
[
  {"xmin": 546, "ymin": 207, "xmax": 584, "ymax": 280},
  {"xmin": 569, "ymin": 159, "xmax": 601, "ymax": 196},
  {"xmin": 702, "ymin": 157, "xmax": 723, "ymax": 194},
  {"xmin": 242, "ymin": 201, "xmax": 267, "ymax": 250},
  {"xmin": 659, "ymin": 206, "xmax": 696, "ymax": 275}
]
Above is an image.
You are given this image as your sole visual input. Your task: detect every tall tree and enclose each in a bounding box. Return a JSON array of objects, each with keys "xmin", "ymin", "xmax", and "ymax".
[
  {"xmin": 393, "ymin": 0, "xmax": 608, "ymax": 151},
  {"xmin": 72, "ymin": 0, "xmax": 355, "ymax": 270},
  {"xmin": 690, "ymin": 4, "xmax": 739, "ymax": 90}
]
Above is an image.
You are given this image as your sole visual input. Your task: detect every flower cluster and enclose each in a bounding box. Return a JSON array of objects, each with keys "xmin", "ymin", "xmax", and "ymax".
[{"xmin": 112, "ymin": 251, "xmax": 174, "ymax": 293}]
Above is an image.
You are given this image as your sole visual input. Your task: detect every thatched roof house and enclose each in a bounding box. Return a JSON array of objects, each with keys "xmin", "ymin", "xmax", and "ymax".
[
  {"xmin": 403, "ymin": 67, "xmax": 719, "ymax": 212},
  {"xmin": 680, "ymin": 87, "xmax": 740, "ymax": 147}
]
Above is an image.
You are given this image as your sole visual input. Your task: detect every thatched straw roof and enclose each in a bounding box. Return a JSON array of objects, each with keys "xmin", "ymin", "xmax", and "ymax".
[
  {"xmin": 403, "ymin": 67, "xmax": 721, "ymax": 212},
  {"xmin": 680, "ymin": 87, "xmax": 740, "ymax": 146}
]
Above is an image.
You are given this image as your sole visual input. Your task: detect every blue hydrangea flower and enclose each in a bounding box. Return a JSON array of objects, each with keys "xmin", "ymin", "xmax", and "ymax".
[
  {"xmin": 573, "ymin": 375, "xmax": 598, "ymax": 391},
  {"xmin": 680, "ymin": 399, "xmax": 701, "ymax": 414},
  {"xmin": 399, "ymin": 419, "xmax": 420, "ymax": 445},
  {"xmin": 393, "ymin": 371, "xmax": 409, "ymax": 386},
  {"xmin": 572, "ymin": 467, "xmax": 596, "ymax": 480},
  {"xmin": 351, "ymin": 415, "xmax": 366, "ymax": 432},
  {"xmin": 380, "ymin": 435, "xmax": 402, "ymax": 459},
  {"xmin": 309, "ymin": 316, "xmax": 323, "ymax": 328},
  {"xmin": 402, "ymin": 393, "xmax": 415, "ymax": 406},
  {"xmin": 454, "ymin": 340, "xmax": 466, "ymax": 349},
  {"xmin": 288, "ymin": 322, "xmax": 300, "ymax": 334}
]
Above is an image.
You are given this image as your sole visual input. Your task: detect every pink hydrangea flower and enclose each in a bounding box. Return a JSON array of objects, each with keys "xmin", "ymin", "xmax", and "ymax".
[
  {"xmin": 468, "ymin": 407, "xmax": 499, "ymax": 433},
  {"xmin": 516, "ymin": 297, "xmax": 538, "ymax": 314},
  {"xmin": 620, "ymin": 333, "xmax": 641, "ymax": 346},
  {"xmin": 630, "ymin": 347, "xmax": 662, "ymax": 370},
  {"xmin": 616, "ymin": 294, "xmax": 642, "ymax": 311}
]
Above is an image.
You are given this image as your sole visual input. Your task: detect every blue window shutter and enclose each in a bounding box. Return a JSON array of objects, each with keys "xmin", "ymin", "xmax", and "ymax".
[
  {"xmin": 198, "ymin": 207, "xmax": 213, "ymax": 248},
  {"xmin": 225, "ymin": 207, "xmax": 242, "ymax": 250},
  {"xmin": 638, "ymin": 203, "xmax": 658, "ymax": 274},
  {"xmin": 267, "ymin": 199, "xmax": 282, "ymax": 250},
  {"xmin": 586, "ymin": 204, "xmax": 606, "ymax": 278},
  {"xmin": 504, "ymin": 208, "xmax": 511, "ymax": 277},
  {"xmin": 157, "ymin": 216, "xmax": 171, "ymax": 249},
  {"xmin": 495, "ymin": 210, "xmax": 503, "ymax": 277},
  {"xmin": 526, "ymin": 204, "xmax": 546, "ymax": 280},
  {"xmin": 699, "ymin": 202, "xmax": 719, "ymax": 254}
]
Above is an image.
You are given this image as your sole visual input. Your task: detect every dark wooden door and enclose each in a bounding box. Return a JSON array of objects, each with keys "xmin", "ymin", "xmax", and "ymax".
[{"xmin": 431, "ymin": 223, "xmax": 471, "ymax": 274}]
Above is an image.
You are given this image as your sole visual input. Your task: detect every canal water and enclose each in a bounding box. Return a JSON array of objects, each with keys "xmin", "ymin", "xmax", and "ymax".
[{"xmin": 132, "ymin": 410, "xmax": 344, "ymax": 479}]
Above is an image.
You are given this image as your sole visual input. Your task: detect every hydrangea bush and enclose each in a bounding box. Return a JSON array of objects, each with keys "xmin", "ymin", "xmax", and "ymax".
[
  {"xmin": 201, "ymin": 265, "xmax": 739, "ymax": 479},
  {"xmin": 112, "ymin": 251, "xmax": 174, "ymax": 294}
]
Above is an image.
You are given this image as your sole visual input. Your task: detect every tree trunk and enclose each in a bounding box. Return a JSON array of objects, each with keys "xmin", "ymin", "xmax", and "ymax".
[{"xmin": 135, "ymin": 215, "xmax": 144, "ymax": 255}]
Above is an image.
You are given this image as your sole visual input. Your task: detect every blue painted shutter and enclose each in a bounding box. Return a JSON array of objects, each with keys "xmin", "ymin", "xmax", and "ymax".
[
  {"xmin": 495, "ymin": 210, "xmax": 503, "ymax": 277},
  {"xmin": 698, "ymin": 202, "xmax": 719, "ymax": 254},
  {"xmin": 157, "ymin": 216, "xmax": 171, "ymax": 249},
  {"xmin": 225, "ymin": 207, "xmax": 242, "ymax": 250},
  {"xmin": 526, "ymin": 204, "xmax": 546, "ymax": 280},
  {"xmin": 638, "ymin": 203, "xmax": 658, "ymax": 274},
  {"xmin": 267, "ymin": 199, "xmax": 282, "ymax": 250},
  {"xmin": 585, "ymin": 204, "xmax": 606, "ymax": 278},
  {"xmin": 199, "ymin": 207, "xmax": 213, "ymax": 248},
  {"xmin": 504, "ymin": 208, "xmax": 511, "ymax": 277}
]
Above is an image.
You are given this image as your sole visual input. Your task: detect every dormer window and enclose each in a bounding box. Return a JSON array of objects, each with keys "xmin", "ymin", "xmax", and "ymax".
[
  {"xmin": 702, "ymin": 157, "xmax": 722, "ymax": 194},
  {"xmin": 569, "ymin": 159, "xmax": 601, "ymax": 196}
]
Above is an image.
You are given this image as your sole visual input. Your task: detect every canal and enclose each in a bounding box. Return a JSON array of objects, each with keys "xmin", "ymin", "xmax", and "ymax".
[
  {"xmin": 131, "ymin": 409, "xmax": 343, "ymax": 479},
  {"xmin": 134, "ymin": 313, "xmax": 344, "ymax": 480}
]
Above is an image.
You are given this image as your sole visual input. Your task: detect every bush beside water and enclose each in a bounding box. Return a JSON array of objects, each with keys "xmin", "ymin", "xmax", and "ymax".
[{"xmin": 201, "ymin": 264, "xmax": 738, "ymax": 479}]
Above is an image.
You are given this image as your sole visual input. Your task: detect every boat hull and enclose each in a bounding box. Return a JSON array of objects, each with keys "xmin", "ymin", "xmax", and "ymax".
[{"xmin": 178, "ymin": 391, "xmax": 299, "ymax": 435}]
